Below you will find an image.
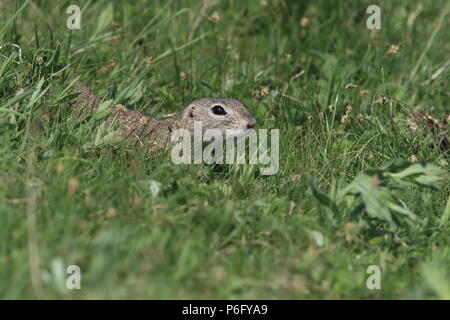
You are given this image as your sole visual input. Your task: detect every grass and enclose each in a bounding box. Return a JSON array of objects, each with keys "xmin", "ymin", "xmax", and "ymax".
[{"xmin": 0, "ymin": 0, "xmax": 449, "ymax": 299}]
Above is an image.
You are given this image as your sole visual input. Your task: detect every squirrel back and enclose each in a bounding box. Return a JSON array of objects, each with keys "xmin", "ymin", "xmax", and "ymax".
[{"xmin": 69, "ymin": 81, "xmax": 256, "ymax": 150}]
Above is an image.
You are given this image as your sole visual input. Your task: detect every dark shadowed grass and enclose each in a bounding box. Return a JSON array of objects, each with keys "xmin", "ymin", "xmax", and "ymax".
[{"xmin": 0, "ymin": 0, "xmax": 449, "ymax": 299}]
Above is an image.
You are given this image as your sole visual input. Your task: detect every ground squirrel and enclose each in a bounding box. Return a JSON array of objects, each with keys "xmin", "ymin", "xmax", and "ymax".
[{"xmin": 70, "ymin": 81, "xmax": 256, "ymax": 150}]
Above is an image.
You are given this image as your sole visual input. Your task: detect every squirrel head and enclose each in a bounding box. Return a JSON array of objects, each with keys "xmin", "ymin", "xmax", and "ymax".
[{"xmin": 180, "ymin": 98, "xmax": 256, "ymax": 136}]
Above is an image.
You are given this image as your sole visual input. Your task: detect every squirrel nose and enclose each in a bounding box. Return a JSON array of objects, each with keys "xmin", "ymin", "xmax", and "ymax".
[{"xmin": 247, "ymin": 118, "xmax": 256, "ymax": 129}]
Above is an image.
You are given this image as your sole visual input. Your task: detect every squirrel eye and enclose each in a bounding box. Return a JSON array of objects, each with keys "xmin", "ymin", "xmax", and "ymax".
[{"xmin": 212, "ymin": 105, "xmax": 227, "ymax": 115}]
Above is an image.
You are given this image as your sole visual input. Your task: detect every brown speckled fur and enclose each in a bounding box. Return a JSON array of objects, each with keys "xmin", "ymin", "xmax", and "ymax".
[{"xmin": 69, "ymin": 81, "xmax": 255, "ymax": 150}]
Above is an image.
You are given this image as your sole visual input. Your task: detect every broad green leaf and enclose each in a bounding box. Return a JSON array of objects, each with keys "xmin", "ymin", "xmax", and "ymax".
[
  {"xmin": 387, "ymin": 162, "xmax": 443, "ymax": 188},
  {"xmin": 353, "ymin": 175, "xmax": 397, "ymax": 229},
  {"xmin": 93, "ymin": 2, "xmax": 114, "ymax": 37}
]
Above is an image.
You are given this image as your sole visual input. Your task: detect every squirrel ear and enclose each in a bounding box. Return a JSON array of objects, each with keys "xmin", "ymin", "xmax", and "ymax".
[{"xmin": 181, "ymin": 105, "xmax": 195, "ymax": 119}]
